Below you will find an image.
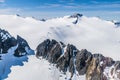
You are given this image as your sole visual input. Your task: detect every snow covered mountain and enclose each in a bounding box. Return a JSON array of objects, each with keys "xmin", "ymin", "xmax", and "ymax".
[
  {"xmin": 0, "ymin": 29, "xmax": 34, "ymax": 79},
  {"xmin": 36, "ymin": 39, "xmax": 120, "ymax": 80},
  {"xmin": 0, "ymin": 13, "xmax": 120, "ymax": 80},
  {"xmin": 0, "ymin": 13, "xmax": 120, "ymax": 60}
]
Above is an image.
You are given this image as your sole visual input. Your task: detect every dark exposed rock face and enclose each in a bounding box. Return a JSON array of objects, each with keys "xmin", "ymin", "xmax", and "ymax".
[
  {"xmin": 76, "ymin": 49, "xmax": 92, "ymax": 75},
  {"xmin": 0, "ymin": 29, "xmax": 33, "ymax": 57},
  {"xmin": 36, "ymin": 39, "xmax": 120, "ymax": 80},
  {"xmin": 69, "ymin": 13, "xmax": 83, "ymax": 24},
  {"xmin": 36, "ymin": 39, "xmax": 62, "ymax": 61},
  {"xmin": 0, "ymin": 29, "xmax": 16, "ymax": 53},
  {"xmin": 115, "ymin": 22, "xmax": 120, "ymax": 27},
  {"xmin": 14, "ymin": 35, "xmax": 32, "ymax": 57},
  {"xmin": 0, "ymin": 28, "xmax": 34, "ymax": 80},
  {"xmin": 70, "ymin": 13, "xmax": 83, "ymax": 18},
  {"xmin": 40, "ymin": 19, "xmax": 46, "ymax": 22},
  {"xmin": 36, "ymin": 39, "xmax": 78, "ymax": 74},
  {"xmin": 57, "ymin": 44, "xmax": 78, "ymax": 75},
  {"xmin": 86, "ymin": 54, "xmax": 104, "ymax": 80},
  {"xmin": 105, "ymin": 61, "xmax": 120, "ymax": 80}
]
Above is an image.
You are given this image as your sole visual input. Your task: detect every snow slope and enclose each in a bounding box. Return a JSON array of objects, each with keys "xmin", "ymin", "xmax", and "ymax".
[
  {"xmin": 6, "ymin": 55, "xmax": 85, "ymax": 80},
  {"xmin": 0, "ymin": 14, "xmax": 119, "ymax": 60},
  {"xmin": 0, "ymin": 46, "xmax": 29, "ymax": 79}
]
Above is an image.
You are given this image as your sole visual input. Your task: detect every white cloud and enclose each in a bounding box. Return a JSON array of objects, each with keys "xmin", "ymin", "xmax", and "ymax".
[{"xmin": 0, "ymin": 13, "xmax": 120, "ymax": 60}]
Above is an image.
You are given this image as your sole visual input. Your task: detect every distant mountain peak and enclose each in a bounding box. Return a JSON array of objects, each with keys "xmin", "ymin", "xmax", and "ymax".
[
  {"xmin": 69, "ymin": 13, "xmax": 83, "ymax": 18},
  {"xmin": 40, "ymin": 18, "xmax": 46, "ymax": 22},
  {"xmin": 15, "ymin": 14, "xmax": 21, "ymax": 17},
  {"xmin": 69, "ymin": 13, "xmax": 83, "ymax": 24},
  {"xmin": 0, "ymin": 28, "xmax": 34, "ymax": 79},
  {"xmin": 115, "ymin": 22, "xmax": 120, "ymax": 27}
]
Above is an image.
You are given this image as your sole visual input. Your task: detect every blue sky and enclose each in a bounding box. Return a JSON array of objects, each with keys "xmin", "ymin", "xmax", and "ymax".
[{"xmin": 0, "ymin": 0, "xmax": 120, "ymax": 21}]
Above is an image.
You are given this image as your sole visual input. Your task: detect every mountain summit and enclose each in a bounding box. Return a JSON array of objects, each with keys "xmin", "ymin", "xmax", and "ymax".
[
  {"xmin": 0, "ymin": 28, "xmax": 34, "ymax": 79},
  {"xmin": 69, "ymin": 13, "xmax": 83, "ymax": 24},
  {"xmin": 69, "ymin": 13, "xmax": 83, "ymax": 18},
  {"xmin": 0, "ymin": 14, "xmax": 120, "ymax": 80},
  {"xmin": 36, "ymin": 39, "xmax": 120, "ymax": 80}
]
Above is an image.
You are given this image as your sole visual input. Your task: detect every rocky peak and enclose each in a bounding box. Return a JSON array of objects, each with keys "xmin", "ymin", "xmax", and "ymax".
[
  {"xmin": 69, "ymin": 13, "xmax": 83, "ymax": 24},
  {"xmin": 0, "ymin": 28, "xmax": 33, "ymax": 57},
  {"xmin": 0, "ymin": 28, "xmax": 34, "ymax": 79},
  {"xmin": 14, "ymin": 35, "xmax": 32, "ymax": 57},
  {"xmin": 70, "ymin": 13, "xmax": 83, "ymax": 18},
  {"xmin": 0, "ymin": 29, "xmax": 12, "ymax": 42},
  {"xmin": 17, "ymin": 35, "xmax": 29, "ymax": 48},
  {"xmin": 115, "ymin": 22, "xmax": 120, "ymax": 27},
  {"xmin": 86, "ymin": 54, "xmax": 105, "ymax": 80},
  {"xmin": 76, "ymin": 49, "xmax": 92, "ymax": 75},
  {"xmin": 40, "ymin": 19, "xmax": 46, "ymax": 22},
  {"xmin": 0, "ymin": 29, "xmax": 16, "ymax": 53},
  {"xmin": 64, "ymin": 44, "xmax": 78, "ymax": 60},
  {"xmin": 103, "ymin": 57, "xmax": 115, "ymax": 67},
  {"xmin": 15, "ymin": 14, "xmax": 20, "ymax": 17},
  {"xmin": 36, "ymin": 39, "xmax": 60, "ymax": 58},
  {"xmin": 36, "ymin": 39, "xmax": 120, "ymax": 80}
]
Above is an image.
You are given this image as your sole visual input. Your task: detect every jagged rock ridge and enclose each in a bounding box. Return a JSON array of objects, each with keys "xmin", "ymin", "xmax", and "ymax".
[
  {"xmin": 0, "ymin": 28, "xmax": 33, "ymax": 57},
  {"xmin": 36, "ymin": 39, "xmax": 120, "ymax": 80},
  {"xmin": 69, "ymin": 13, "xmax": 83, "ymax": 24},
  {"xmin": 0, "ymin": 28, "xmax": 34, "ymax": 79}
]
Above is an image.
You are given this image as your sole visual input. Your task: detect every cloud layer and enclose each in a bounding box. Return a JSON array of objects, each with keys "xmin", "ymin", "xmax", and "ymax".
[{"xmin": 0, "ymin": 14, "xmax": 120, "ymax": 60}]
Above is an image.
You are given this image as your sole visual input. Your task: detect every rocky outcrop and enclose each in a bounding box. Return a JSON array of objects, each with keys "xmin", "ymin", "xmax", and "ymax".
[
  {"xmin": 40, "ymin": 19, "xmax": 46, "ymax": 22},
  {"xmin": 36, "ymin": 39, "xmax": 120, "ymax": 80},
  {"xmin": 57, "ymin": 44, "xmax": 78, "ymax": 75},
  {"xmin": 86, "ymin": 54, "xmax": 104, "ymax": 80},
  {"xmin": 103, "ymin": 61, "xmax": 120, "ymax": 80},
  {"xmin": 0, "ymin": 28, "xmax": 34, "ymax": 80},
  {"xmin": 0, "ymin": 29, "xmax": 16, "ymax": 53},
  {"xmin": 36, "ymin": 39, "xmax": 79, "ymax": 75},
  {"xmin": 115, "ymin": 22, "xmax": 120, "ymax": 27},
  {"xmin": 14, "ymin": 35, "xmax": 32, "ymax": 57},
  {"xmin": 0, "ymin": 29, "xmax": 33, "ymax": 57},
  {"xmin": 76, "ymin": 49, "xmax": 92, "ymax": 75},
  {"xmin": 36, "ymin": 39, "xmax": 62, "ymax": 61},
  {"xmin": 69, "ymin": 13, "xmax": 83, "ymax": 24},
  {"xmin": 113, "ymin": 61, "xmax": 120, "ymax": 79},
  {"xmin": 69, "ymin": 13, "xmax": 83, "ymax": 18}
]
